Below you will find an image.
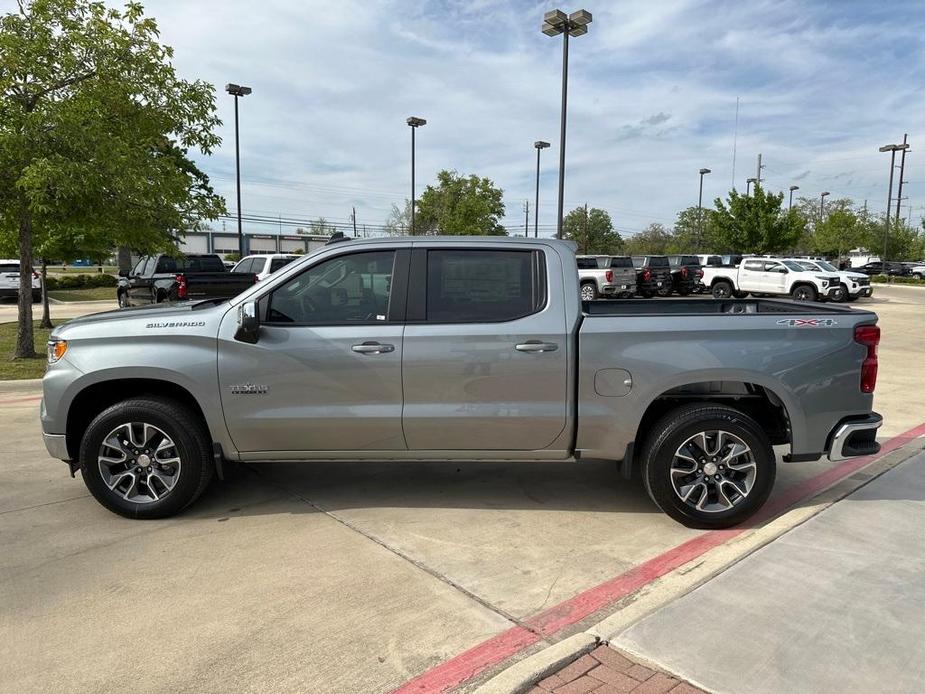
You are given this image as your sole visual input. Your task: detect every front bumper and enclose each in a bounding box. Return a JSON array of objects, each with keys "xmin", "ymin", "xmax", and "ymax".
[
  {"xmin": 827, "ymin": 413, "xmax": 882, "ymax": 462},
  {"xmin": 43, "ymin": 431, "xmax": 70, "ymax": 460}
]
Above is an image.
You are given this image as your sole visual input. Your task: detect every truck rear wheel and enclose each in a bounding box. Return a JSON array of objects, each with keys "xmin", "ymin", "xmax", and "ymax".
[
  {"xmin": 711, "ymin": 281, "xmax": 733, "ymax": 299},
  {"xmin": 78, "ymin": 397, "xmax": 214, "ymax": 519},
  {"xmin": 580, "ymin": 282, "xmax": 598, "ymax": 301},
  {"xmin": 640, "ymin": 404, "xmax": 776, "ymax": 529}
]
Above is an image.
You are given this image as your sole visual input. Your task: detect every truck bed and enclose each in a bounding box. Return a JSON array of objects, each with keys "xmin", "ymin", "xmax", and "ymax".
[{"xmin": 583, "ymin": 297, "xmax": 861, "ymax": 316}]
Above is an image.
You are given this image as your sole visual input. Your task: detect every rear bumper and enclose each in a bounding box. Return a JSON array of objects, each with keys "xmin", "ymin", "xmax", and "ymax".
[{"xmin": 827, "ymin": 413, "xmax": 883, "ymax": 462}]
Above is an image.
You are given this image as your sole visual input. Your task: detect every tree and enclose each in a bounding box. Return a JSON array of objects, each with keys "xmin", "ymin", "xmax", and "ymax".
[
  {"xmin": 859, "ymin": 216, "xmax": 923, "ymax": 261},
  {"xmin": 624, "ymin": 223, "xmax": 672, "ymax": 255},
  {"xmin": 813, "ymin": 208, "xmax": 861, "ymax": 260},
  {"xmin": 307, "ymin": 217, "xmax": 336, "ymax": 235},
  {"xmin": 384, "ymin": 200, "xmax": 412, "ymax": 235},
  {"xmin": 711, "ymin": 185, "xmax": 804, "ymax": 254},
  {"xmin": 563, "ymin": 205, "xmax": 622, "ymax": 254},
  {"xmin": 669, "ymin": 206, "xmax": 717, "ymax": 253},
  {"xmin": 416, "ymin": 170, "xmax": 506, "ymax": 235},
  {"xmin": 0, "ymin": 1, "xmax": 224, "ymax": 358}
]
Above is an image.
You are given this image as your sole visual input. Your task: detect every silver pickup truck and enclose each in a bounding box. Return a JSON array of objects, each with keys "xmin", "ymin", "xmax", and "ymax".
[{"xmin": 41, "ymin": 237, "xmax": 882, "ymax": 528}]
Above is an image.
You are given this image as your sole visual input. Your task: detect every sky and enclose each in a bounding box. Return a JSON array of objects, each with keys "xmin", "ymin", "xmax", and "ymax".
[{"xmin": 146, "ymin": 0, "xmax": 925, "ymax": 238}]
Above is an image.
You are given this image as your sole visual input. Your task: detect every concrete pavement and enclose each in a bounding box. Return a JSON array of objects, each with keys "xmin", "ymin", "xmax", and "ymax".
[{"xmin": 615, "ymin": 450, "xmax": 925, "ymax": 694}]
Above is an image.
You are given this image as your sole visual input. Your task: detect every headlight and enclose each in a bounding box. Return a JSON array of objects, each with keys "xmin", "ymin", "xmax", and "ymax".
[
  {"xmin": 816, "ymin": 276, "xmax": 829, "ymax": 286},
  {"xmin": 47, "ymin": 339, "xmax": 68, "ymax": 364}
]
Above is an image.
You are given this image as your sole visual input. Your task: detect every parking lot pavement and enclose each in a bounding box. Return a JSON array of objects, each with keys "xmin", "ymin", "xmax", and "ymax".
[
  {"xmin": 615, "ymin": 449, "xmax": 925, "ymax": 694},
  {"xmin": 1, "ymin": 286, "xmax": 922, "ymax": 693},
  {"xmin": 0, "ymin": 298, "xmax": 117, "ymax": 323}
]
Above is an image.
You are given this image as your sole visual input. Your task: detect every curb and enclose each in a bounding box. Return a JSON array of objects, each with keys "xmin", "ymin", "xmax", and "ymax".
[
  {"xmin": 473, "ymin": 633, "xmax": 598, "ymax": 694},
  {"xmin": 0, "ymin": 377, "xmax": 43, "ymax": 393}
]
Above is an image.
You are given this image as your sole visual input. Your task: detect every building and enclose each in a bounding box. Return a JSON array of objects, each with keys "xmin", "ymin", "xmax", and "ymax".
[{"xmin": 179, "ymin": 230, "xmax": 332, "ymax": 257}]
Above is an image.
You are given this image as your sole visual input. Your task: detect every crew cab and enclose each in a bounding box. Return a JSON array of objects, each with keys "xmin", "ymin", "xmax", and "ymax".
[
  {"xmin": 703, "ymin": 258, "xmax": 839, "ymax": 301},
  {"xmin": 42, "ymin": 237, "xmax": 882, "ymax": 529},
  {"xmin": 855, "ymin": 261, "xmax": 910, "ymax": 277},
  {"xmin": 667, "ymin": 255, "xmax": 704, "ymax": 295},
  {"xmin": 632, "ymin": 255, "xmax": 672, "ymax": 297},
  {"xmin": 117, "ymin": 253, "xmax": 258, "ymax": 308},
  {"xmin": 791, "ymin": 258, "xmax": 872, "ymax": 302}
]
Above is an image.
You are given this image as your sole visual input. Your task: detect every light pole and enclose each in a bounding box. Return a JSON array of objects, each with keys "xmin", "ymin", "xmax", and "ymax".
[
  {"xmin": 789, "ymin": 185, "xmax": 799, "ymax": 210},
  {"xmin": 407, "ymin": 116, "xmax": 426, "ymax": 235},
  {"xmin": 697, "ymin": 168, "xmax": 711, "ymax": 251},
  {"xmin": 879, "ymin": 142, "xmax": 909, "ymax": 263},
  {"xmin": 746, "ymin": 177, "xmax": 757, "ymax": 197},
  {"xmin": 819, "ymin": 191, "xmax": 830, "ymax": 219},
  {"xmin": 225, "ymin": 83, "xmax": 252, "ymax": 257},
  {"xmin": 895, "ymin": 133, "xmax": 910, "ymax": 225},
  {"xmin": 542, "ymin": 9, "xmax": 592, "ymax": 239},
  {"xmin": 533, "ymin": 141, "xmax": 550, "ymax": 238}
]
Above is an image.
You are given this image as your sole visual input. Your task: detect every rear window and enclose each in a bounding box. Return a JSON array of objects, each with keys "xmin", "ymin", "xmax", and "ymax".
[
  {"xmin": 679, "ymin": 255, "xmax": 699, "ymax": 265},
  {"xmin": 0, "ymin": 264, "xmax": 19, "ymax": 274},
  {"xmin": 576, "ymin": 257, "xmax": 599, "ymax": 269},
  {"xmin": 648, "ymin": 256, "xmax": 670, "ymax": 268},
  {"xmin": 156, "ymin": 255, "xmax": 226, "ymax": 273},
  {"xmin": 426, "ymin": 249, "xmax": 543, "ymax": 323},
  {"xmin": 609, "ymin": 257, "xmax": 633, "ymax": 268},
  {"xmin": 269, "ymin": 256, "xmax": 297, "ymax": 273}
]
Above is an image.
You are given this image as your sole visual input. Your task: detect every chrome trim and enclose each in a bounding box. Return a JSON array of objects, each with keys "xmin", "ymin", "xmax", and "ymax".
[
  {"xmin": 828, "ymin": 414, "xmax": 883, "ymax": 462},
  {"xmin": 43, "ymin": 432, "xmax": 70, "ymax": 461}
]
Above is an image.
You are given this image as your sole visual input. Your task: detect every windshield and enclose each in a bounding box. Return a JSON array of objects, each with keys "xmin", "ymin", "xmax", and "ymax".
[
  {"xmin": 783, "ymin": 260, "xmax": 806, "ymax": 272},
  {"xmin": 815, "ymin": 260, "xmax": 837, "ymax": 272}
]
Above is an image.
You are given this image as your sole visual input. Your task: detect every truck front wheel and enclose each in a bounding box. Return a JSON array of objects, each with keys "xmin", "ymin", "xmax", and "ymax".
[
  {"xmin": 791, "ymin": 284, "xmax": 818, "ymax": 302},
  {"xmin": 78, "ymin": 397, "xmax": 214, "ymax": 519},
  {"xmin": 640, "ymin": 404, "xmax": 776, "ymax": 529},
  {"xmin": 711, "ymin": 281, "xmax": 733, "ymax": 299}
]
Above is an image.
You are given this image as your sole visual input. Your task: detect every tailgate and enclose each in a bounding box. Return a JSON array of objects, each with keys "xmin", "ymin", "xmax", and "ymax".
[{"xmin": 184, "ymin": 272, "xmax": 256, "ymax": 298}]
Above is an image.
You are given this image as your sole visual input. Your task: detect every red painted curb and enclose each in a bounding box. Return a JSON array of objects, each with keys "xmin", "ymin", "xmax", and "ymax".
[
  {"xmin": 0, "ymin": 394, "xmax": 42, "ymax": 406},
  {"xmin": 393, "ymin": 421, "xmax": 925, "ymax": 694}
]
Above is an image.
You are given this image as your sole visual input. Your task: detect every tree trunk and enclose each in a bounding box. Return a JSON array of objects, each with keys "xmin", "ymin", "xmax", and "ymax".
[
  {"xmin": 40, "ymin": 257, "xmax": 53, "ymax": 329},
  {"xmin": 16, "ymin": 208, "xmax": 36, "ymax": 359}
]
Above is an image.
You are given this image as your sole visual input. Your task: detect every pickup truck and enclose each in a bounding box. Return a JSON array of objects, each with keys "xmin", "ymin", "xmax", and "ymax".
[
  {"xmin": 41, "ymin": 237, "xmax": 882, "ymax": 529},
  {"xmin": 667, "ymin": 255, "xmax": 703, "ymax": 295},
  {"xmin": 117, "ymin": 253, "xmax": 257, "ymax": 308},
  {"xmin": 791, "ymin": 259, "xmax": 872, "ymax": 302},
  {"xmin": 577, "ymin": 255, "xmax": 636, "ymax": 300},
  {"xmin": 632, "ymin": 255, "xmax": 672, "ymax": 297},
  {"xmin": 703, "ymin": 257, "xmax": 839, "ymax": 301}
]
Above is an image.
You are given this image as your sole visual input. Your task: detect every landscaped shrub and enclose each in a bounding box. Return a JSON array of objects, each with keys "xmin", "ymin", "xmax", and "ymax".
[
  {"xmin": 870, "ymin": 275, "xmax": 925, "ymax": 285},
  {"xmin": 44, "ymin": 274, "xmax": 118, "ymax": 290}
]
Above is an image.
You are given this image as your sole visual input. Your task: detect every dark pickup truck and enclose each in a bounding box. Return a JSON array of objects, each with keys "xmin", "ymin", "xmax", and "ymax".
[
  {"xmin": 668, "ymin": 254, "xmax": 704, "ymax": 296},
  {"xmin": 632, "ymin": 255, "xmax": 672, "ymax": 297},
  {"xmin": 117, "ymin": 253, "xmax": 257, "ymax": 308}
]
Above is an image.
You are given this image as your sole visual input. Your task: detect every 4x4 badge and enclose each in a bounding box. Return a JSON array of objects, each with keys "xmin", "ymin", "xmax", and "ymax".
[
  {"xmin": 776, "ymin": 318, "xmax": 838, "ymax": 327},
  {"xmin": 230, "ymin": 383, "xmax": 269, "ymax": 394}
]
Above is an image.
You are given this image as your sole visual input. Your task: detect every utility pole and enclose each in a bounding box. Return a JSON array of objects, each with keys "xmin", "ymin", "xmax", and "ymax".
[
  {"xmin": 524, "ymin": 200, "xmax": 530, "ymax": 237},
  {"xmin": 756, "ymin": 153, "xmax": 764, "ymax": 185},
  {"xmin": 895, "ymin": 133, "xmax": 909, "ymax": 225},
  {"xmin": 352, "ymin": 207, "xmax": 358, "ymax": 237}
]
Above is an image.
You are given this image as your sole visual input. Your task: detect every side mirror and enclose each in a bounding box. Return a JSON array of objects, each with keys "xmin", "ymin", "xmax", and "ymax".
[
  {"xmin": 235, "ymin": 301, "xmax": 260, "ymax": 344},
  {"xmin": 118, "ymin": 270, "xmax": 128, "ymax": 278}
]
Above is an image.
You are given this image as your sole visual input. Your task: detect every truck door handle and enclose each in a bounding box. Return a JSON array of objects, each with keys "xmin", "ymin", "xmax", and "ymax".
[
  {"xmin": 352, "ymin": 341, "xmax": 394, "ymax": 354},
  {"xmin": 515, "ymin": 341, "xmax": 558, "ymax": 353}
]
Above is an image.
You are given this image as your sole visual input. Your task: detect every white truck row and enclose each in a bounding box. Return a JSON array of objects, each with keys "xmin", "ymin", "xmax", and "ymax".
[{"xmin": 702, "ymin": 257, "xmax": 873, "ymax": 303}]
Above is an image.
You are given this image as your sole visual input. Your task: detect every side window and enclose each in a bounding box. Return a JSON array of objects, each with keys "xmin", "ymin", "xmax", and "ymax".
[
  {"xmin": 425, "ymin": 249, "xmax": 543, "ymax": 323},
  {"xmin": 764, "ymin": 262, "xmax": 784, "ymax": 273},
  {"xmin": 233, "ymin": 258, "xmax": 254, "ymax": 274},
  {"xmin": 131, "ymin": 258, "xmax": 146, "ymax": 276},
  {"xmin": 156, "ymin": 256, "xmax": 178, "ymax": 273},
  {"xmin": 267, "ymin": 251, "xmax": 395, "ymax": 324},
  {"xmin": 142, "ymin": 256, "xmax": 159, "ymax": 275},
  {"xmin": 743, "ymin": 260, "xmax": 764, "ymax": 271},
  {"xmin": 269, "ymin": 257, "xmax": 296, "ymax": 273}
]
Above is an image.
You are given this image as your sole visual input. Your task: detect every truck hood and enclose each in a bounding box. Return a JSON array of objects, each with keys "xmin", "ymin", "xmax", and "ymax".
[{"xmin": 54, "ymin": 300, "xmax": 226, "ymax": 334}]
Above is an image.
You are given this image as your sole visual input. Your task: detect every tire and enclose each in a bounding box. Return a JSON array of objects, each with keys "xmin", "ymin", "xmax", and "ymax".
[
  {"xmin": 656, "ymin": 285, "xmax": 672, "ymax": 297},
  {"xmin": 640, "ymin": 403, "xmax": 776, "ymax": 529},
  {"xmin": 117, "ymin": 291, "xmax": 128, "ymax": 308},
  {"xmin": 78, "ymin": 397, "xmax": 214, "ymax": 519},
  {"xmin": 711, "ymin": 280, "xmax": 733, "ymax": 299},
  {"xmin": 640, "ymin": 289, "xmax": 655, "ymax": 299},
  {"xmin": 914, "ymin": 273, "xmax": 923, "ymax": 280},
  {"xmin": 677, "ymin": 287, "xmax": 691, "ymax": 297},
  {"xmin": 830, "ymin": 284, "xmax": 849, "ymax": 303},
  {"xmin": 580, "ymin": 282, "xmax": 598, "ymax": 301},
  {"xmin": 791, "ymin": 284, "xmax": 818, "ymax": 302}
]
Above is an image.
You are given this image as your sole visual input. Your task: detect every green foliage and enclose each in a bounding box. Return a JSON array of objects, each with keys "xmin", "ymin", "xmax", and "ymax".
[
  {"xmin": 563, "ymin": 206, "xmax": 622, "ymax": 254},
  {"xmin": 223, "ymin": 252, "xmax": 240, "ymax": 263},
  {"xmin": 0, "ymin": 0, "xmax": 225, "ymax": 355},
  {"xmin": 813, "ymin": 207, "xmax": 862, "ymax": 258},
  {"xmin": 624, "ymin": 223, "xmax": 672, "ymax": 255},
  {"xmin": 870, "ymin": 275, "xmax": 925, "ymax": 285},
  {"xmin": 44, "ymin": 273, "xmax": 117, "ymax": 290},
  {"xmin": 858, "ymin": 217, "xmax": 925, "ymax": 261},
  {"xmin": 416, "ymin": 170, "xmax": 506, "ymax": 235},
  {"xmin": 669, "ymin": 206, "xmax": 717, "ymax": 253},
  {"xmin": 711, "ymin": 185, "xmax": 804, "ymax": 254}
]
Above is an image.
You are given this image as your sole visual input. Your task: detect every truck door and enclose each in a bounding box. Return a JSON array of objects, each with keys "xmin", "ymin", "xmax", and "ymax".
[
  {"xmin": 401, "ymin": 246, "xmax": 569, "ymax": 451},
  {"xmin": 217, "ymin": 247, "xmax": 409, "ymax": 452},
  {"xmin": 738, "ymin": 259, "xmax": 765, "ymax": 292},
  {"xmin": 129, "ymin": 256, "xmax": 157, "ymax": 304},
  {"xmin": 763, "ymin": 261, "xmax": 789, "ymax": 292}
]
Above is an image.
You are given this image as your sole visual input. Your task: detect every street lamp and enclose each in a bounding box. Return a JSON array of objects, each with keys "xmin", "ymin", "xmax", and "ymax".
[
  {"xmin": 789, "ymin": 185, "xmax": 799, "ymax": 210},
  {"xmin": 225, "ymin": 83, "xmax": 252, "ymax": 256},
  {"xmin": 746, "ymin": 177, "xmax": 757, "ymax": 196},
  {"xmin": 542, "ymin": 8, "xmax": 592, "ymax": 239},
  {"xmin": 697, "ymin": 168, "xmax": 711, "ymax": 251},
  {"xmin": 879, "ymin": 142, "xmax": 909, "ymax": 263},
  {"xmin": 406, "ymin": 116, "xmax": 427, "ymax": 235},
  {"xmin": 819, "ymin": 191, "xmax": 830, "ymax": 219},
  {"xmin": 533, "ymin": 141, "xmax": 550, "ymax": 238}
]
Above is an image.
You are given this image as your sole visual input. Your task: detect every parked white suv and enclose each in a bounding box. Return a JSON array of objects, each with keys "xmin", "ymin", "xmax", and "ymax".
[
  {"xmin": 0, "ymin": 259, "xmax": 41, "ymax": 302},
  {"xmin": 910, "ymin": 263, "xmax": 925, "ymax": 280},
  {"xmin": 790, "ymin": 259, "xmax": 872, "ymax": 302},
  {"xmin": 702, "ymin": 257, "xmax": 839, "ymax": 301},
  {"xmin": 231, "ymin": 254, "xmax": 300, "ymax": 282}
]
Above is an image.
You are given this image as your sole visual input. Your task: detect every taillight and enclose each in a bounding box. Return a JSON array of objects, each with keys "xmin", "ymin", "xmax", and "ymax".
[
  {"xmin": 698, "ymin": 269, "xmax": 704, "ymax": 278},
  {"xmin": 680, "ymin": 267, "xmax": 689, "ymax": 279},
  {"xmin": 855, "ymin": 324, "xmax": 880, "ymax": 393},
  {"xmin": 32, "ymin": 270, "xmax": 40, "ymax": 280},
  {"xmin": 175, "ymin": 273, "xmax": 187, "ymax": 299},
  {"xmin": 605, "ymin": 269, "xmax": 614, "ymax": 283},
  {"xmin": 642, "ymin": 268, "xmax": 651, "ymax": 282}
]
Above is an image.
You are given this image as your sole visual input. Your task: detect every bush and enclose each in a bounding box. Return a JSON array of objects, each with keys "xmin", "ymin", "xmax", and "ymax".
[
  {"xmin": 870, "ymin": 275, "xmax": 925, "ymax": 285},
  {"xmin": 45, "ymin": 273, "xmax": 118, "ymax": 290}
]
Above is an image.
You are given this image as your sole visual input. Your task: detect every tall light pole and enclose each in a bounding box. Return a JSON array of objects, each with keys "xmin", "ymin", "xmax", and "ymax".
[
  {"xmin": 820, "ymin": 191, "xmax": 830, "ymax": 220},
  {"xmin": 789, "ymin": 185, "xmax": 799, "ymax": 211},
  {"xmin": 746, "ymin": 177, "xmax": 757, "ymax": 197},
  {"xmin": 697, "ymin": 168, "xmax": 711, "ymax": 251},
  {"xmin": 542, "ymin": 9, "xmax": 592, "ymax": 239},
  {"xmin": 533, "ymin": 141, "xmax": 550, "ymax": 238},
  {"xmin": 406, "ymin": 117, "xmax": 426, "ymax": 235},
  {"xmin": 879, "ymin": 142, "xmax": 909, "ymax": 263},
  {"xmin": 225, "ymin": 83, "xmax": 252, "ymax": 257},
  {"xmin": 895, "ymin": 133, "xmax": 909, "ymax": 225}
]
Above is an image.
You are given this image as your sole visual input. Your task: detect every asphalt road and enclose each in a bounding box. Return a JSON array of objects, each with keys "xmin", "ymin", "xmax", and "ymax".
[{"xmin": 0, "ymin": 286, "xmax": 922, "ymax": 693}]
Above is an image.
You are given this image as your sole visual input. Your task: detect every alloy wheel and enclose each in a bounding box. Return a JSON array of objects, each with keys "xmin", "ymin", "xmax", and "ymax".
[
  {"xmin": 97, "ymin": 422, "xmax": 182, "ymax": 503},
  {"xmin": 670, "ymin": 430, "xmax": 757, "ymax": 513}
]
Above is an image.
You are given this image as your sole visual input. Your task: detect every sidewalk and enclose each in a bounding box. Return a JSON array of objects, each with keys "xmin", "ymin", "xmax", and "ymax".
[{"xmin": 613, "ymin": 450, "xmax": 925, "ymax": 694}]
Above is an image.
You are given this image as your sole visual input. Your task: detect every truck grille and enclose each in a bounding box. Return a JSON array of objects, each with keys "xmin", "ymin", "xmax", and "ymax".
[{"xmin": 857, "ymin": 277, "xmax": 870, "ymax": 286}]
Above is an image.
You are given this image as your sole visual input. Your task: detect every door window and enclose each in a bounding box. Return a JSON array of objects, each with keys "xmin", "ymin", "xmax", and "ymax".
[
  {"xmin": 269, "ymin": 256, "xmax": 297, "ymax": 273},
  {"xmin": 425, "ymin": 249, "xmax": 543, "ymax": 323},
  {"xmin": 267, "ymin": 251, "xmax": 395, "ymax": 324},
  {"xmin": 142, "ymin": 256, "xmax": 158, "ymax": 275},
  {"xmin": 233, "ymin": 258, "xmax": 255, "ymax": 274},
  {"xmin": 743, "ymin": 260, "xmax": 764, "ymax": 272}
]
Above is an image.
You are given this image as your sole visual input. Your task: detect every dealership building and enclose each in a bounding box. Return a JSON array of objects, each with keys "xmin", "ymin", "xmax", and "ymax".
[{"xmin": 178, "ymin": 229, "xmax": 333, "ymax": 256}]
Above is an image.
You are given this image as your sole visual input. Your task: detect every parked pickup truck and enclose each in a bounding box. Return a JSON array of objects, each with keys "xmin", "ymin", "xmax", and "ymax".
[
  {"xmin": 632, "ymin": 255, "xmax": 672, "ymax": 297},
  {"xmin": 577, "ymin": 255, "xmax": 636, "ymax": 300},
  {"xmin": 117, "ymin": 253, "xmax": 257, "ymax": 308},
  {"xmin": 703, "ymin": 257, "xmax": 839, "ymax": 301},
  {"xmin": 791, "ymin": 259, "xmax": 872, "ymax": 302},
  {"xmin": 42, "ymin": 237, "xmax": 882, "ymax": 528}
]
